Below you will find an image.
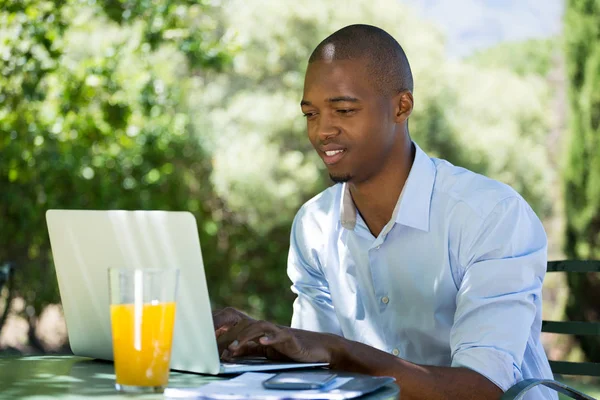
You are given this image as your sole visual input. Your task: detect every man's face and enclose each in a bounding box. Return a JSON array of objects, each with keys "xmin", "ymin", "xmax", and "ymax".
[{"xmin": 301, "ymin": 59, "xmax": 399, "ymax": 184}]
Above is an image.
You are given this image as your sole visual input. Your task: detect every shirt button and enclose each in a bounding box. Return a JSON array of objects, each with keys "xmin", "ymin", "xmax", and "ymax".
[
  {"xmin": 392, "ymin": 348, "xmax": 400, "ymax": 356},
  {"xmin": 376, "ymin": 245, "xmax": 381, "ymax": 250},
  {"xmin": 381, "ymin": 296, "xmax": 389, "ymax": 304}
]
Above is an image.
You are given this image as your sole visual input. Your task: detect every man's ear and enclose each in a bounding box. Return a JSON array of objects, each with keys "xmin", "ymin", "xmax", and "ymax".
[{"xmin": 394, "ymin": 90, "xmax": 413, "ymax": 123}]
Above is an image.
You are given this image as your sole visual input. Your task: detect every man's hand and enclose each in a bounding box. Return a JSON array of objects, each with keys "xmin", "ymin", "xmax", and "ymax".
[
  {"xmin": 212, "ymin": 307, "xmax": 255, "ymax": 339},
  {"xmin": 212, "ymin": 308, "xmax": 501, "ymax": 400},
  {"xmin": 213, "ymin": 307, "xmax": 277, "ymax": 360},
  {"xmin": 220, "ymin": 319, "xmax": 341, "ymax": 364}
]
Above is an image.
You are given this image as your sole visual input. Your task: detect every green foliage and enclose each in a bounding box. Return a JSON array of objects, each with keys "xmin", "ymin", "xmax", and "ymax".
[
  {"xmin": 99, "ymin": 0, "xmax": 232, "ymax": 70},
  {"xmin": 0, "ymin": 0, "xmax": 231, "ymax": 343},
  {"xmin": 563, "ymin": 0, "xmax": 600, "ymax": 362},
  {"xmin": 469, "ymin": 38, "xmax": 557, "ymax": 77},
  {"xmin": 1, "ymin": 0, "xmax": 557, "ymax": 352}
]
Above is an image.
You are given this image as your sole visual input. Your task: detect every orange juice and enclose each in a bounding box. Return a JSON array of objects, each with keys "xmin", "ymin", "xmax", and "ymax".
[{"xmin": 110, "ymin": 302, "xmax": 176, "ymax": 387}]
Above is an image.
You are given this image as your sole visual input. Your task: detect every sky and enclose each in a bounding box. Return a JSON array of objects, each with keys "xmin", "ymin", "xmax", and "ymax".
[{"xmin": 403, "ymin": 0, "xmax": 564, "ymax": 57}]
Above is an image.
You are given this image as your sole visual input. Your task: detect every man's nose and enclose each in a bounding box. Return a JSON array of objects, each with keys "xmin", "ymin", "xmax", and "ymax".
[{"xmin": 316, "ymin": 114, "xmax": 340, "ymax": 142}]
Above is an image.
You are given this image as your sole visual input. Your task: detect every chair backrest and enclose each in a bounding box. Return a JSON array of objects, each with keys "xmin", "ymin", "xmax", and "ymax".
[{"xmin": 542, "ymin": 260, "xmax": 600, "ymax": 377}]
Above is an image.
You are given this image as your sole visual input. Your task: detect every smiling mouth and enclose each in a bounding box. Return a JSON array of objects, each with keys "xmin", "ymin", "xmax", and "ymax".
[{"xmin": 322, "ymin": 149, "xmax": 346, "ymax": 165}]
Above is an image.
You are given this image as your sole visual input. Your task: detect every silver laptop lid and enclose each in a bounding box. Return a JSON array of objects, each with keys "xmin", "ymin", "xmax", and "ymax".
[{"xmin": 46, "ymin": 210, "xmax": 221, "ymax": 374}]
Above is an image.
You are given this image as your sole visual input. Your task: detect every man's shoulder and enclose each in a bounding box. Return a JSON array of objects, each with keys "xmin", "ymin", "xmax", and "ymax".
[
  {"xmin": 432, "ymin": 158, "xmax": 525, "ymax": 220},
  {"xmin": 294, "ymin": 183, "xmax": 341, "ymax": 228}
]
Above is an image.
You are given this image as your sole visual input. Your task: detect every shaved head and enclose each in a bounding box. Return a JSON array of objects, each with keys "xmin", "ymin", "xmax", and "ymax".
[{"xmin": 308, "ymin": 24, "xmax": 413, "ymax": 96}]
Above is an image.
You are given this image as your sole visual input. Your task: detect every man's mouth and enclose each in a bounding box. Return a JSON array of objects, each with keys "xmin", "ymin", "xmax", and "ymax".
[{"xmin": 322, "ymin": 149, "xmax": 346, "ymax": 165}]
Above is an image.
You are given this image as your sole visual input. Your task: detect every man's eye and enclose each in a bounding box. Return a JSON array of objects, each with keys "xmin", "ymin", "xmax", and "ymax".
[
  {"xmin": 303, "ymin": 112, "xmax": 317, "ymax": 118},
  {"xmin": 337, "ymin": 109, "xmax": 356, "ymax": 115}
]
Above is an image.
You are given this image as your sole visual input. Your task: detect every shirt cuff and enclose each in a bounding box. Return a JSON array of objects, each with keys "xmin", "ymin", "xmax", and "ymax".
[{"xmin": 452, "ymin": 347, "xmax": 522, "ymax": 391}]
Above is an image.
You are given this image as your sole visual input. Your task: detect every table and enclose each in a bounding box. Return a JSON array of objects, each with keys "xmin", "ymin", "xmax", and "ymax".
[{"xmin": 0, "ymin": 356, "xmax": 400, "ymax": 399}]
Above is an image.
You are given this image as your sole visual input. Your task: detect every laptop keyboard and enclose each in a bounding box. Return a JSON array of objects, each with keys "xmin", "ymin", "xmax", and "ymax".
[{"xmin": 223, "ymin": 357, "xmax": 284, "ymax": 366}]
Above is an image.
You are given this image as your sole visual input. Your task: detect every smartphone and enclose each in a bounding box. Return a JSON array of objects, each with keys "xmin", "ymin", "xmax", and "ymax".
[{"xmin": 262, "ymin": 372, "xmax": 337, "ymax": 390}]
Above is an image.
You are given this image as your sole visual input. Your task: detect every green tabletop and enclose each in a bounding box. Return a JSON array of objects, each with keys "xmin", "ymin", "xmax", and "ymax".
[{"xmin": 0, "ymin": 356, "xmax": 400, "ymax": 399}]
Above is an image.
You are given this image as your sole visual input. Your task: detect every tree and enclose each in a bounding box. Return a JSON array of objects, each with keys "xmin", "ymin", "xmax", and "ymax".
[
  {"xmin": 0, "ymin": 0, "xmax": 232, "ymax": 351},
  {"xmin": 563, "ymin": 0, "xmax": 600, "ymax": 361},
  {"xmin": 469, "ymin": 39, "xmax": 556, "ymax": 77}
]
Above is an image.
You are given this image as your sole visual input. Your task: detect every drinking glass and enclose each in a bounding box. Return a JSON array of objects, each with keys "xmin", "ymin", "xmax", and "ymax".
[{"xmin": 108, "ymin": 268, "xmax": 179, "ymax": 393}]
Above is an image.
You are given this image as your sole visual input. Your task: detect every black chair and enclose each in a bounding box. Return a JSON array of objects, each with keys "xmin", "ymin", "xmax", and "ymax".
[{"xmin": 502, "ymin": 260, "xmax": 600, "ymax": 400}]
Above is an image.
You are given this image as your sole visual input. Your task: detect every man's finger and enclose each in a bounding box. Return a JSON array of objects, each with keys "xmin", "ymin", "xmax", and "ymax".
[
  {"xmin": 229, "ymin": 321, "xmax": 282, "ymax": 354},
  {"xmin": 272, "ymin": 332, "xmax": 302, "ymax": 353},
  {"xmin": 258, "ymin": 328, "xmax": 295, "ymax": 350},
  {"xmin": 215, "ymin": 326, "xmax": 229, "ymax": 338},
  {"xmin": 217, "ymin": 318, "xmax": 254, "ymax": 354},
  {"xmin": 212, "ymin": 308, "xmax": 241, "ymax": 330},
  {"xmin": 220, "ymin": 340, "xmax": 265, "ymax": 360},
  {"xmin": 221, "ymin": 349, "xmax": 231, "ymax": 360},
  {"xmin": 240, "ymin": 341, "xmax": 266, "ymax": 357}
]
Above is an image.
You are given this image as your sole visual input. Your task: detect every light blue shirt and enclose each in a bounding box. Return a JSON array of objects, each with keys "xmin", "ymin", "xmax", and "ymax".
[{"xmin": 288, "ymin": 142, "xmax": 556, "ymax": 399}]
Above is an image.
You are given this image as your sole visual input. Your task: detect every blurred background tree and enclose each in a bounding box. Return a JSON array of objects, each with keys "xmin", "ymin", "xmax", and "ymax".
[
  {"xmin": 0, "ymin": 0, "xmax": 233, "ymax": 351},
  {"xmin": 1, "ymin": 0, "xmax": 561, "ymax": 353},
  {"xmin": 563, "ymin": 0, "xmax": 600, "ymax": 362}
]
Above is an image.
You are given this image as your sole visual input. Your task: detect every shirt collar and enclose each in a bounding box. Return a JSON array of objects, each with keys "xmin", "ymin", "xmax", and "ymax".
[{"xmin": 339, "ymin": 142, "xmax": 436, "ymax": 232}]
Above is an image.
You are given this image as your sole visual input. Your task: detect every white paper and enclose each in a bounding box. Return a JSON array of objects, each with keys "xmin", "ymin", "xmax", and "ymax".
[{"xmin": 164, "ymin": 372, "xmax": 360, "ymax": 400}]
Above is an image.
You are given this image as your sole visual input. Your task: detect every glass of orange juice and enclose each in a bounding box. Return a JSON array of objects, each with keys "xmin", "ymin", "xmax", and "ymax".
[{"xmin": 108, "ymin": 268, "xmax": 179, "ymax": 393}]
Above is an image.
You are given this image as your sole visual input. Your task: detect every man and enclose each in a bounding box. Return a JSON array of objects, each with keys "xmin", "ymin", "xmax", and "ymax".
[{"xmin": 213, "ymin": 24, "xmax": 556, "ymax": 400}]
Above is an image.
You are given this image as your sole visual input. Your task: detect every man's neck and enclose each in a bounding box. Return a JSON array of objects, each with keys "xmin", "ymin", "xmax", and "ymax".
[{"xmin": 349, "ymin": 140, "xmax": 415, "ymax": 237}]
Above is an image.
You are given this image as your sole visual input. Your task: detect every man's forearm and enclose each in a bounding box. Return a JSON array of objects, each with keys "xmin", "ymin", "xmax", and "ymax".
[{"xmin": 331, "ymin": 337, "xmax": 503, "ymax": 400}]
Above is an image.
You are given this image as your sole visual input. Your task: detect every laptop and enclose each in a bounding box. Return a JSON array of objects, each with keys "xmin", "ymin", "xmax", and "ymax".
[{"xmin": 46, "ymin": 210, "xmax": 327, "ymax": 375}]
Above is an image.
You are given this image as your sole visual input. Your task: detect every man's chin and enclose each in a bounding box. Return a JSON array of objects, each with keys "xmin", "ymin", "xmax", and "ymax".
[{"xmin": 329, "ymin": 173, "xmax": 352, "ymax": 183}]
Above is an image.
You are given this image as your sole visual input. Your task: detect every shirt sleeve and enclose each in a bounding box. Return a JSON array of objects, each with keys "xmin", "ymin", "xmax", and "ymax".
[
  {"xmin": 450, "ymin": 196, "xmax": 547, "ymax": 391},
  {"xmin": 287, "ymin": 209, "xmax": 343, "ymax": 335}
]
